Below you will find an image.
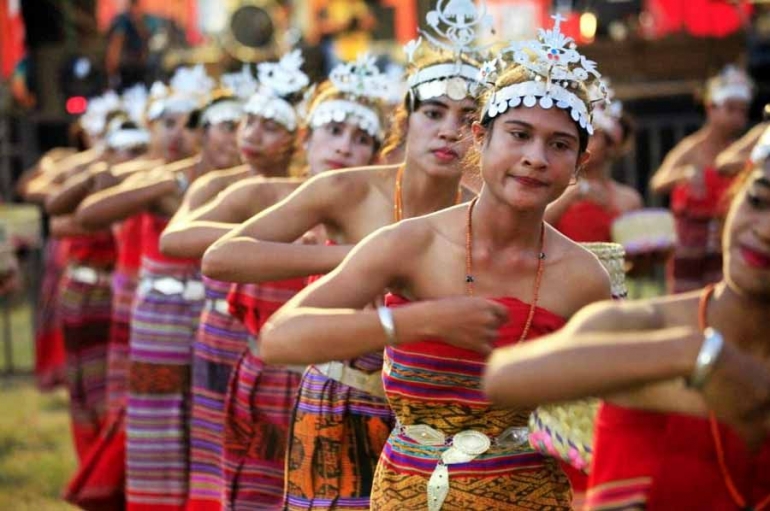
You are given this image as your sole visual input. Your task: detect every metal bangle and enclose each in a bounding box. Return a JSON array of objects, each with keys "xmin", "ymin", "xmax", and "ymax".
[
  {"xmin": 687, "ymin": 327, "xmax": 725, "ymax": 390},
  {"xmin": 175, "ymin": 172, "xmax": 190, "ymax": 194},
  {"xmin": 377, "ymin": 306, "xmax": 397, "ymax": 347}
]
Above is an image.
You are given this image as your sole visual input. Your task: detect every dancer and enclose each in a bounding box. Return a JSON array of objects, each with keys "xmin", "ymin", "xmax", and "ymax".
[
  {"xmin": 650, "ymin": 66, "xmax": 753, "ymax": 293},
  {"xmin": 484, "ymin": 127, "xmax": 770, "ymax": 510},
  {"xmin": 254, "ymin": 12, "xmax": 613, "ymax": 511},
  {"xmin": 201, "ymin": 7, "xmax": 493, "ymax": 508}
]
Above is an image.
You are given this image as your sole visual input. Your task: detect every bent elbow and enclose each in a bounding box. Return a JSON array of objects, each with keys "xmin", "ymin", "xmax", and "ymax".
[
  {"xmin": 258, "ymin": 324, "xmax": 281, "ymax": 364},
  {"xmin": 201, "ymin": 245, "xmax": 229, "ymax": 280},
  {"xmin": 159, "ymin": 230, "xmax": 183, "ymax": 258}
]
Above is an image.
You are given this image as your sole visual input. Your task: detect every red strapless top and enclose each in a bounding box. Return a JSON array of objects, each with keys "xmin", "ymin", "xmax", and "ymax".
[
  {"xmin": 671, "ymin": 167, "xmax": 734, "ymax": 219},
  {"xmin": 68, "ymin": 231, "xmax": 117, "ymax": 267},
  {"xmin": 554, "ymin": 200, "xmax": 619, "ymax": 243},
  {"xmin": 226, "ymin": 279, "xmax": 308, "ymax": 336},
  {"xmin": 115, "ymin": 214, "xmax": 144, "ymax": 272},
  {"xmin": 586, "ymin": 402, "xmax": 770, "ymax": 510},
  {"xmin": 139, "ymin": 212, "xmax": 199, "ymax": 266}
]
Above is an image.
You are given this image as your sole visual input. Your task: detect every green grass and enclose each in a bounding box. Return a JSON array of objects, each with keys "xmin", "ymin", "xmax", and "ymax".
[{"xmin": 0, "ymin": 299, "xmax": 77, "ymax": 510}]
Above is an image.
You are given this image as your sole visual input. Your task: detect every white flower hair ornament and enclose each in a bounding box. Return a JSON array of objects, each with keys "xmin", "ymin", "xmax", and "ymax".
[
  {"xmin": 198, "ymin": 68, "xmax": 256, "ymax": 127},
  {"xmin": 591, "ymin": 80, "xmax": 624, "ymax": 144},
  {"xmin": 121, "ymin": 84, "xmax": 149, "ymax": 126},
  {"xmin": 81, "ymin": 91, "xmax": 123, "ymax": 138},
  {"xmin": 221, "ymin": 65, "xmax": 259, "ymax": 101},
  {"xmin": 243, "ymin": 50, "xmax": 311, "ymax": 132},
  {"xmin": 157, "ymin": 65, "xmax": 216, "ymax": 119},
  {"xmin": 308, "ymin": 54, "xmax": 393, "ymax": 141},
  {"xmin": 104, "ymin": 115, "xmax": 150, "ymax": 151},
  {"xmin": 707, "ymin": 65, "xmax": 754, "ymax": 106},
  {"xmin": 404, "ymin": 0, "xmax": 494, "ymax": 104},
  {"xmin": 750, "ymin": 125, "xmax": 770, "ymax": 165},
  {"xmin": 145, "ymin": 81, "xmax": 170, "ymax": 121},
  {"xmin": 480, "ymin": 14, "xmax": 608, "ymax": 136}
]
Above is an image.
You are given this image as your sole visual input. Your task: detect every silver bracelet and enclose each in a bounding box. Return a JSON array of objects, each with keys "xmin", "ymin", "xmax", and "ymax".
[
  {"xmin": 687, "ymin": 327, "xmax": 725, "ymax": 390},
  {"xmin": 175, "ymin": 172, "xmax": 190, "ymax": 194},
  {"xmin": 377, "ymin": 306, "xmax": 397, "ymax": 347}
]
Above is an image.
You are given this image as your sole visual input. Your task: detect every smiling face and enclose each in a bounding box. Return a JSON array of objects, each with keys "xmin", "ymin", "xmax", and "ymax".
[
  {"xmin": 237, "ymin": 114, "xmax": 296, "ymax": 173},
  {"xmin": 474, "ymin": 105, "xmax": 589, "ymax": 210},
  {"xmin": 723, "ymin": 164, "xmax": 770, "ymax": 299},
  {"xmin": 403, "ymin": 96, "xmax": 477, "ymax": 178},
  {"xmin": 306, "ymin": 121, "xmax": 378, "ymax": 176}
]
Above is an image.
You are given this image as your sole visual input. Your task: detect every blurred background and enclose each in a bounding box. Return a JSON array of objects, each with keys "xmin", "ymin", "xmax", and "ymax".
[{"xmin": 0, "ymin": 1, "xmax": 767, "ymax": 507}]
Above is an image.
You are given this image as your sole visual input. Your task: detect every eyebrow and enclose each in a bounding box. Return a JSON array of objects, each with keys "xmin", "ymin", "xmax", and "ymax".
[
  {"xmin": 421, "ymin": 99, "xmax": 448, "ymax": 109},
  {"xmin": 503, "ymin": 120, "xmax": 579, "ymax": 142},
  {"xmin": 754, "ymin": 176, "xmax": 770, "ymax": 189}
]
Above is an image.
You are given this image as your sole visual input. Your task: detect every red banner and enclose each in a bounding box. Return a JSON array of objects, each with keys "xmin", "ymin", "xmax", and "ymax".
[{"xmin": 1, "ymin": 0, "xmax": 25, "ymax": 78}]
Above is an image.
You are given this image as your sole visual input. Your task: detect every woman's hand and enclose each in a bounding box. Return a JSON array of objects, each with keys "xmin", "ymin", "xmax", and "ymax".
[{"xmin": 415, "ymin": 296, "xmax": 510, "ymax": 355}]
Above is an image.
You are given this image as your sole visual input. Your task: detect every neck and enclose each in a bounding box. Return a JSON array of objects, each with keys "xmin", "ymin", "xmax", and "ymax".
[
  {"xmin": 473, "ymin": 189, "xmax": 544, "ymax": 251},
  {"xmin": 400, "ymin": 158, "xmax": 462, "ymax": 218},
  {"xmin": 188, "ymin": 154, "xmax": 209, "ymax": 182},
  {"xmin": 701, "ymin": 122, "xmax": 735, "ymax": 149},
  {"xmin": 709, "ymin": 281, "xmax": 770, "ymax": 355},
  {"xmin": 254, "ymin": 154, "xmax": 292, "ymax": 178}
]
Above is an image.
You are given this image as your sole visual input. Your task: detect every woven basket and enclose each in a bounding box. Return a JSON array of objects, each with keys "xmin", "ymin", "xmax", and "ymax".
[
  {"xmin": 0, "ymin": 204, "xmax": 43, "ymax": 249},
  {"xmin": 527, "ymin": 242, "xmax": 627, "ymax": 472}
]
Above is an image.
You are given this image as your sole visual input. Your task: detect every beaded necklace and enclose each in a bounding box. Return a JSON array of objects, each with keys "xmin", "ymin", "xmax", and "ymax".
[
  {"xmin": 393, "ymin": 165, "xmax": 463, "ymax": 222},
  {"xmin": 464, "ymin": 196, "xmax": 546, "ymax": 342},
  {"xmin": 699, "ymin": 284, "xmax": 770, "ymax": 511}
]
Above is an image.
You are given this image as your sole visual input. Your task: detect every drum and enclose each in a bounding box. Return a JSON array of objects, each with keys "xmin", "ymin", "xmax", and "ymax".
[
  {"xmin": 528, "ymin": 242, "xmax": 627, "ymax": 473},
  {"xmin": 611, "ymin": 208, "xmax": 676, "ymax": 256}
]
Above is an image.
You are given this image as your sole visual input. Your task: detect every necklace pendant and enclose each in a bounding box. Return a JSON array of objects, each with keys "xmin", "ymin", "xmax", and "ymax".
[
  {"xmin": 538, "ymin": 252, "xmax": 546, "ymax": 260},
  {"xmin": 465, "ymin": 275, "xmax": 474, "ymax": 283}
]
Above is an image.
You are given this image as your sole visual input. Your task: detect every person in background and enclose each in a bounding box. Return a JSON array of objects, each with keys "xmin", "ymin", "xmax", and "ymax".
[
  {"xmin": 546, "ymin": 85, "xmax": 642, "ymax": 242},
  {"xmin": 106, "ymin": 0, "xmax": 163, "ymax": 90},
  {"xmin": 484, "ymin": 129, "xmax": 770, "ymax": 510},
  {"xmin": 311, "ymin": 0, "xmax": 376, "ymax": 75},
  {"xmin": 650, "ymin": 66, "xmax": 753, "ymax": 293}
]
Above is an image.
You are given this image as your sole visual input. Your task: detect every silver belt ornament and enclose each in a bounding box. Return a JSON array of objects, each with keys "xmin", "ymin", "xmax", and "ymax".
[
  {"xmin": 139, "ymin": 276, "xmax": 205, "ymax": 301},
  {"xmin": 205, "ymin": 298, "xmax": 230, "ymax": 316},
  {"xmin": 313, "ymin": 361, "xmax": 385, "ymax": 398},
  {"xmin": 67, "ymin": 265, "xmax": 110, "ymax": 285},
  {"xmin": 396, "ymin": 422, "xmax": 529, "ymax": 511}
]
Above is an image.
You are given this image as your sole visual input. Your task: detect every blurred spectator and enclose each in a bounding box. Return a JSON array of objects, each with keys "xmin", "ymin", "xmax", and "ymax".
[
  {"xmin": 10, "ymin": 55, "xmax": 36, "ymax": 110},
  {"xmin": 312, "ymin": 0, "xmax": 376, "ymax": 75},
  {"xmin": 105, "ymin": 0, "xmax": 163, "ymax": 91}
]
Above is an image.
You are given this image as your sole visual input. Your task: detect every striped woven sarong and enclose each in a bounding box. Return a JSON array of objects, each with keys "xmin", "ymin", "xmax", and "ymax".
[
  {"xmin": 126, "ymin": 257, "xmax": 204, "ymax": 510},
  {"xmin": 220, "ymin": 280, "xmax": 306, "ymax": 510},
  {"xmin": 284, "ymin": 353, "xmax": 395, "ymax": 511},
  {"xmin": 59, "ymin": 264, "xmax": 113, "ymax": 463},
  {"xmin": 107, "ymin": 268, "xmax": 139, "ymax": 414},
  {"xmin": 187, "ymin": 277, "xmax": 251, "ymax": 511},
  {"xmin": 34, "ymin": 238, "xmax": 67, "ymax": 391}
]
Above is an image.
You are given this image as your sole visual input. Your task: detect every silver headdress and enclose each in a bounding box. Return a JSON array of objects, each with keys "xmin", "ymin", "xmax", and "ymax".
[
  {"xmin": 707, "ymin": 65, "xmax": 753, "ymax": 106},
  {"xmin": 198, "ymin": 67, "xmax": 257, "ymax": 127},
  {"xmin": 150, "ymin": 65, "xmax": 216, "ymax": 121},
  {"xmin": 591, "ymin": 80, "xmax": 623, "ymax": 143},
  {"xmin": 308, "ymin": 54, "xmax": 393, "ymax": 141},
  {"xmin": 104, "ymin": 114, "xmax": 150, "ymax": 151},
  {"xmin": 81, "ymin": 91, "xmax": 123, "ymax": 138},
  {"xmin": 480, "ymin": 14, "xmax": 608, "ymax": 135},
  {"xmin": 243, "ymin": 50, "xmax": 311, "ymax": 132},
  {"xmin": 750, "ymin": 125, "xmax": 770, "ymax": 164},
  {"xmin": 121, "ymin": 84, "xmax": 149, "ymax": 126},
  {"xmin": 404, "ymin": 0, "xmax": 493, "ymax": 103}
]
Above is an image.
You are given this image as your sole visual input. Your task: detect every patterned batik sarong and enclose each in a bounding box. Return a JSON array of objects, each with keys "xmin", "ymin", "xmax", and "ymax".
[
  {"xmin": 284, "ymin": 353, "xmax": 395, "ymax": 511},
  {"xmin": 370, "ymin": 294, "xmax": 572, "ymax": 510}
]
